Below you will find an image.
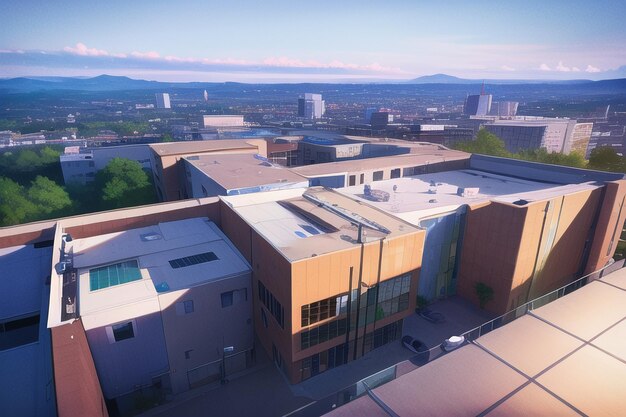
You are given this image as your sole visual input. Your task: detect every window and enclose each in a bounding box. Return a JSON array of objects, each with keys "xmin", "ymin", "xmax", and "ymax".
[
  {"xmin": 373, "ymin": 171, "xmax": 383, "ymax": 181},
  {"xmin": 221, "ymin": 292, "xmax": 233, "ymax": 307},
  {"xmin": 176, "ymin": 300, "xmax": 194, "ymax": 315},
  {"xmin": 201, "ymin": 185, "xmax": 208, "ymax": 197},
  {"xmin": 359, "ymin": 173, "xmax": 365, "ymax": 184},
  {"xmin": 169, "ymin": 252, "xmax": 218, "ymax": 269},
  {"xmin": 257, "ymin": 281, "xmax": 284, "ymax": 328},
  {"xmin": 348, "ymin": 175, "xmax": 356, "ymax": 186},
  {"xmin": 261, "ymin": 308, "xmax": 268, "ymax": 328},
  {"xmin": 0, "ymin": 314, "xmax": 40, "ymax": 351},
  {"xmin": 301, "ymin": 317, "xmax": 349, "ymax": 350},
  {"xmin": 390, "ymin": 168, "xmax": 401, "ymax": 179},
  {"xmin": 221, "ymin": 288, "xmax": 247, "ymax": 308},
  {"xmin": 301, "ymin": 293, "xmax": 348, "ymax": 327},
  {"xmin": 89, "ymin": 260, "xmax": 142, "ymax": 291},
  {"xmin": 111, "ymin": 321, "xmax": 135, "ymax": 342}
]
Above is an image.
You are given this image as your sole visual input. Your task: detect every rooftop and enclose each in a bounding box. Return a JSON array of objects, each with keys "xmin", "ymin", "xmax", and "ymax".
[
  {"xmin": 49, "ymin": 217, "xmax": 249, "ymax": 329},
  {"xmin": 221, "ymin": 187, "xmax": 421, "ymax": 262},
  {"xmin": 327, "ymin": 268, "xmax": 626, "ymax": 417},
  {"xmin": 184, "ymin": 154, "xmax": 308, "ymax": 191},
  {"xmin": 149, "ymin": 138, "xmax": 262, "ymax": 156},
  {"xmin": 337, "ymin": 169, "xmax": 600, "ymax": 224},
  {"xmin": 292, "ymin": 150, "xmax": 469, "ymax": 178}
]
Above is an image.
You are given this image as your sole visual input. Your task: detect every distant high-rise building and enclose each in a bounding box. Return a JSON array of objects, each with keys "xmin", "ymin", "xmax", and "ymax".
[
  {"xmin": 203, "ymin": 90, "xmax": 208, "ymax": 102},
  {"xmin": 155, "ymin": 93, "xmax": 171, "ymax": 109},
  {"xmin": 494, "ymin": 101, "xmax": 519, "ymax": 117},
  {"xmin": 370, "ymin": 112, "xmax": 391, "ymax": 129},
  {"xmin": 364, "ymin": 107, "xmax": 378, "ymax": 123},
  {"xmin": 298, "ymin": 93, "xmax": 325, "ymax": 119},
  {"xmin": 464, "ymin": 94, "xmax": 492, "ymax": 116},
  {"xmin": 485, "ymin": 117, "xmax": 593, "ymax": 154}
]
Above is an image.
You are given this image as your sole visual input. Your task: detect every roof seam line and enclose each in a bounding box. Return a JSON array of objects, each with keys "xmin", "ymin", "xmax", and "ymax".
[
  {"xmin": 472, "ymin": 340, "xmax": 588, "ymax": 417},
  {"xmin": 595, "ymin": 278, "xmax": 626, "ymax": 292}
]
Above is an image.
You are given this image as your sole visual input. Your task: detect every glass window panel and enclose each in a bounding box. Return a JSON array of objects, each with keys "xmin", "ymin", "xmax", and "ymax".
[
  {"xmin": 328, "ymin": 320, "xmax": 338, "ymax": 339},
  {"xmin": 392, "ymin": 279, "xmax": 402, "ymax": 298}
]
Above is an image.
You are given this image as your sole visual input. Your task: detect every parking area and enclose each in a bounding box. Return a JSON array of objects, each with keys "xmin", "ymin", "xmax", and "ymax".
[{"xmin": 403, "ymin": 295, "xmax": 496, "ymax": 348}]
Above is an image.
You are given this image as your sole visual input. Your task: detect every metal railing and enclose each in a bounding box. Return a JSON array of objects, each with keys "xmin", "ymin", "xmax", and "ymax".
[{"xmin": 287, "ymin": 262, "xmax": 620, "ymax": 417}]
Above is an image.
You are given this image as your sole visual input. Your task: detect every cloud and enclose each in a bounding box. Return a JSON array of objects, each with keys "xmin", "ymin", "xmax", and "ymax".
[
  {"xmin": 63, "ymin": 42, "xmax": 110, "ymax": 57},
  {"xmin": 572, "ymin": 67, "xmax": 580, "ymax": 72},
  {"xmin": 4, "ymin": 44, "xmax": 408, "ymax": 78},
  {"xmin": 130, "ymin": 50, "xmax": 160, "ymax": 59},
  {"xmin": 586, "ymin": 64, "xmax": 601, "ymax": 73},
  {"xmin": 539, "ymin": 63, "xmax": 551, "ymax": 71},
  {"xmin": 555, "ymin": 61, "xmax": 571, "ymax": 72},
  {"xmin": 501, "ymin": 65, "xmax": 515, "ymax": 71}
]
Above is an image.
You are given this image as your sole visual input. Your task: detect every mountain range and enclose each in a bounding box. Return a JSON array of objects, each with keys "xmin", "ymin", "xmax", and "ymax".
[{"xmin": 0, "ymin": 74, "xmax": 625, "ymax": 94}]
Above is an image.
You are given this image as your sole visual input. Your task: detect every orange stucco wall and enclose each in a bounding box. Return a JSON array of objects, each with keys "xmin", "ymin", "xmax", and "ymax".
[
  {"xmin": 585, "ymin": 180, "xmax": 626, "ymax": 275},
  {"xmin": 457, "ymin": 186, "xmax": 614, "ymax": 315}
]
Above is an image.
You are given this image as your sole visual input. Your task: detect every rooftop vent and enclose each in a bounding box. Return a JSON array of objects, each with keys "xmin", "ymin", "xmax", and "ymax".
[
  {"xmin": 512, "ymin": 199, "xmax": 529, "ymax": 206},
  {"xmin": 140, "ymin": 233, "xmax": 162, "ymax": 242}
]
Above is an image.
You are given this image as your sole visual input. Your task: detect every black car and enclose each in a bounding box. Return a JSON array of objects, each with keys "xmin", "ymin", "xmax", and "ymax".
[{"xmin": 402, "ymin": 335, "xmax": 427, "ymax": 353}]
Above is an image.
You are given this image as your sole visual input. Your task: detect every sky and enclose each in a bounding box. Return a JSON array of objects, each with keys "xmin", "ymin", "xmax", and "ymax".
[{"xmin": 1, "ymin": 0, "xmax": 625, "ymax": 82}]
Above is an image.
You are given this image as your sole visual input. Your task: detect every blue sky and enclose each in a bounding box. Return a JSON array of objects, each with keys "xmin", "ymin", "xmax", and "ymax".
[{"xmin": 1, "ymin": 0, "xmax": 625, "ymax": 82}]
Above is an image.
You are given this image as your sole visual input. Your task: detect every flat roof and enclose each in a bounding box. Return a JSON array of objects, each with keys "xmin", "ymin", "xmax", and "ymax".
[
  {"xmin": 149, "ymin": 139, "xmax": 260, "ymax": 156},
  {"xmin": 326, "ymin": 268, "xmax": 626, "ymax": 417},
  {"xmin": 53, "ymin": 218, "xmax": 249, "ymax": 330},
  {"xmin": 292, "ymin": 150, "xmax": 469, "ymax": 178},
  {"xmin": 337, "ymin": 169, "xmax": 600, "ymax": 224},
  {"xmin": 221, "ymin": 187, "xmax": 421, "ymax": 262},
  {"xmin": 184, "ymin": 154, "xmax": 308, "ymax": 191},
  {"xmin": 0, "ymin": 244, "xmax": 52, "ymax": 320}
]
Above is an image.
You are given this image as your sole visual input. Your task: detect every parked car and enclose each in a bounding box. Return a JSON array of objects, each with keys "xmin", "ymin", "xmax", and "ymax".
[
  {"xmin": 441, "ymin": 335, "xmax": 465, "ymax": 352},
  {"xmin": 416, "ymin": 307, "xmax": 446, "ymax": 324},
  {"xmin": 402, "ymin": 335, "xmax": 427, "ymax": 353}
]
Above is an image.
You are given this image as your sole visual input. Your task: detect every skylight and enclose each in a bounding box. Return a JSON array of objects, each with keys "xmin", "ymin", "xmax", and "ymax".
[{"xmin": 89, "ymin": 260, "xmax": 142, "ymax": 291}]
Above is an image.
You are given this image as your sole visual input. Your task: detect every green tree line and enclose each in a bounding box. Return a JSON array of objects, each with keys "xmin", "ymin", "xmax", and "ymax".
[{"xmin": 0, "ymin": 151, "xmax": 156, "ymax": 227}]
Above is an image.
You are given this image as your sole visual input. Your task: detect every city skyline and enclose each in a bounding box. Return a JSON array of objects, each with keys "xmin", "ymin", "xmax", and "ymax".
[{"xmin": 1, "ymin": 0, "xmax": 626, "ymax": 82}]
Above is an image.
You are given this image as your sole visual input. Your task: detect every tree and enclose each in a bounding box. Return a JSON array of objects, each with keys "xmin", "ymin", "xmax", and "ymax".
[
  {"xmin": 588, "ymin": 147, "xmax": 625, "ymax": 173},
  {"xmin": 516, "ymin": 148, "xmax": 587, "ymax": 168},
  {"xmin": 453, "ymin": 128, "xmax": 511, "ymax": 157},
  {"xmin": 0, "ymin": 177, "xmax": 37, "ymax": 226},
  {"xmin": 474, "ymin": 282, "xmax": 494, "ymax": 309},
  {"xmin": 27, "ymin": 175, "xmax": 72, "ymax": 216},
  {"xmin": 96, "ymin": 158, "xmax": 156, "ymax": 209}
]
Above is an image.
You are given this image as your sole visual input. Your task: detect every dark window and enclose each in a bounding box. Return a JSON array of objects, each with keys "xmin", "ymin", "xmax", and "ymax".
[
  {"xmin": 258, "ymin": 280, "xmax": 284, "ymax": 328},
  {"xmin": 112, "ymin": 322, "xmax": 134, "ymax": 342},
  {"xmin": 221, "ymin": 292, "xmax": 233, "ymax": 307},
  {"xmin": 0, "ymin": 314, "xmax": 40, "ymax": 351},
  {"xmin": 373, "ymin": 171, "xmax": 383, "ymax": 181},
  {"xmin": 391, "ymin": 168, "xmax": 401, "ymax": 179},
  {"xmin": 300, "ymin": 318, "xmax": 349, "ymax": 350},
  {"xmin": 349, "ymin": 175, "xmax": 356, "ymax": 186},
  {"xmin": 359, "ymin": 173, "xmax": 365, "ymax": 184},
  {"xmin": 221, "ymin": 288, "xmax": 247, "ymax": 308},
  {"xmin": 169, "ymin": 252, "xmax": 218, "ymax": 269}
]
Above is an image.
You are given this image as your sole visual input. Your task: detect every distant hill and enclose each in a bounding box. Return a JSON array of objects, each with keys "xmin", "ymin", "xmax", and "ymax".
[
  {"xmin": 0, "ymin": 74, "xmax": 625, "ymax": 96},
  {"xmin": 0, "ymin": 75, "xmax": 166, "ymax": 92},
  {"xmin": 407, "ymin": 73, "xmax": 593, "ymax": 85}
]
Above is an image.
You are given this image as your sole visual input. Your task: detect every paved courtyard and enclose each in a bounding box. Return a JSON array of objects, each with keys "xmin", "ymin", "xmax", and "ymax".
[{"xmin": 139, "ymin": 296, "xmax": 494, "ymax": 417}]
